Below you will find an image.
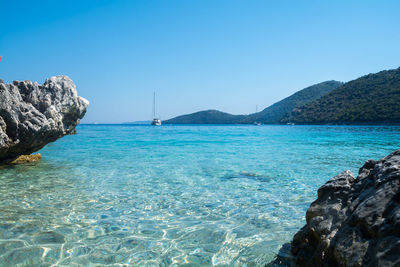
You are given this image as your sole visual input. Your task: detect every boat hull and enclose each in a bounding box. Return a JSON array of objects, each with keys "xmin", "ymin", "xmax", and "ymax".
[{"xmin": 151, "ymin": 119, "xmax": 162, "ymax": 126}]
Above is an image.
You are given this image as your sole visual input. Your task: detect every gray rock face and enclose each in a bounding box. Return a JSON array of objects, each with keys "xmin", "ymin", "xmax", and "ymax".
[
  {"xmin": 291, "ymin": 150, "xmax": 400, "ymax": 266},
  {"xmin": 0, "ymin": 76, "xmax": 88, "ymax": 164}
]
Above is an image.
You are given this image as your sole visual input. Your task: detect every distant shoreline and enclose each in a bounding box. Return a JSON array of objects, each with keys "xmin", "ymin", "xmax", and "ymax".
[{"xmin": 80, "ymin": 123, "xmax": 400, "ymax": 126}]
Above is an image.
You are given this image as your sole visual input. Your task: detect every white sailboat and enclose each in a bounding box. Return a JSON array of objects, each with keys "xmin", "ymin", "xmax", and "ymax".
[
  {"xmin": 151, "ymin": 92, "xmax": 162, "ymax": 126},
  {"xmin": 254, "ymin": 105, "xmax": 262, "ymax": 125}
]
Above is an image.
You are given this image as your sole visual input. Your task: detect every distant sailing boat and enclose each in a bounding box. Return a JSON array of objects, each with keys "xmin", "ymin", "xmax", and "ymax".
[
  {"xmin": 254, "ymin": 105, "xmax": 261, "ymax": 125},
  {"xmin": 151, "ymin": 92, "xmax": 162, "ymax": 126}
]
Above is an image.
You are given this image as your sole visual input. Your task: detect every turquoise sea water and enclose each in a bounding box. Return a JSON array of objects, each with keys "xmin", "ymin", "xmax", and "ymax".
[{"xmin": 0, "ymin": 125, "xmax": 399, "ymax": 266}]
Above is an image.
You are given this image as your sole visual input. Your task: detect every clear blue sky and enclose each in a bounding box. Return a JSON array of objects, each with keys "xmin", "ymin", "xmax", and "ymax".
[{"xmin": 1, "ymin": 0, "xmax": 399, "ymax": 123}]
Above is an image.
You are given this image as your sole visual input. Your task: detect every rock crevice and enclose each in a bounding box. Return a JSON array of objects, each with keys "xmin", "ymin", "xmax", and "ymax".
[{"xmin": 0, "ymin": 76, "xmax": 88, "ymax": 164}]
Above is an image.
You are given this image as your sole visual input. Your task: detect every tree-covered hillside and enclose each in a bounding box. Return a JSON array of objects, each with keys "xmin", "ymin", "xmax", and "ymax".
[
  {"xmin": 240, "ymin": 81, "xmax": 342, "ymax": 123},
  {"xmin": 165, "ymin": 81, "xmax": 342, "ymax": 124},
  {"xmin": 164, "ymin": 110, "xmax": 245, "ymax": 124},
  {"xmin": 284, "ymin": 67, "xmax": 400, "ymax": 124}
]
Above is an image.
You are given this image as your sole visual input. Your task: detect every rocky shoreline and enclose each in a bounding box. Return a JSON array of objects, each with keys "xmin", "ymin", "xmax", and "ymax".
[
  {"xmin": 0, "ymin": 76, "xmax": 88, "ymax": 164},
  {"xmin": 282, "ymin": 150, "xmax": 400, "ymax": 266}
]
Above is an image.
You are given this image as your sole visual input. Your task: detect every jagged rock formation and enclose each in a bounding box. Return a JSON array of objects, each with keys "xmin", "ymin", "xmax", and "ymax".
[
  {"xmin": 291, "ymin": 150, "xmax": 400, "ymax": 266},
  {"xmin": 0, "ymin": 76, "xmax": 88, "ymax": 164}
]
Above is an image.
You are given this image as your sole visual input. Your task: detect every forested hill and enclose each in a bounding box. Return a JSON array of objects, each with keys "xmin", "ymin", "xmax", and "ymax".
[
  {"xmin": 164, "ymin": 110, "xmax": 245, "ymax": 124},
  {"xmin": 164, "ymin": 81, "xmax": 342, "ymax": 124},
  {"xmin": 240, "ymin": 81, "xmax": 343, "ymax": 123},
  {"xmin": 284, "ymin": 67, "xmax": 400, "ymax": 124}
]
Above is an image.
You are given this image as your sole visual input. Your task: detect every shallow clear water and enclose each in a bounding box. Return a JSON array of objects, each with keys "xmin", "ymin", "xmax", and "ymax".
[{"xmin": 0, "ymin": 125, "xmax": 399, "ymax": 266}]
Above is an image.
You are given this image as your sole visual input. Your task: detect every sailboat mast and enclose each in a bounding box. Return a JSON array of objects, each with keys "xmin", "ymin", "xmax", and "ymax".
[
  {"xmin": 150, "ymin": 91, "xmax": 161, "ymax": 125},
  {"xmin": 153, "ymin": 92, "xmax": 156, "ymax": 119}
]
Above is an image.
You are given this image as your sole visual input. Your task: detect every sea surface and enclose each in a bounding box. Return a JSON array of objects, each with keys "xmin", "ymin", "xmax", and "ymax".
[{"xmin": 0, "ymin": 125, "xmax": 399, "ymax": 266}]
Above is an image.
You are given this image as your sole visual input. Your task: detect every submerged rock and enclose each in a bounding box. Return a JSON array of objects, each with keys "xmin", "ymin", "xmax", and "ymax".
[
  {"xmin": 266, "ymin": 243, "xmax": 292, "ymax": 267},
  {"xmin": 0, "ymin": 76, "xmax": 88, "ymax": 164},
  {"xmin": 10, "ymin": 154, "xmax": 42, "ymax": 164},
  {"xmin": 291, "ymin": 150, "xmax": 400, "ymax": 266}
]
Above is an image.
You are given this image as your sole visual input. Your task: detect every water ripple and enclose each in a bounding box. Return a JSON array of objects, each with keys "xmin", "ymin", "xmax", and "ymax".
[{"xmin": 0, "ymin": 125, "xmax": 399, "ymax": 266}]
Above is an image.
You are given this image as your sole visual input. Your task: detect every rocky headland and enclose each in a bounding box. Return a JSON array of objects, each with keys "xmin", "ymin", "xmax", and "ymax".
[
  {"xmin": 291, "ymin": 150, "xmax": 400, "ymax": 266},
  {"xmin": 0, "ymin": 76, "xmax": 88, "ymax": 164}
]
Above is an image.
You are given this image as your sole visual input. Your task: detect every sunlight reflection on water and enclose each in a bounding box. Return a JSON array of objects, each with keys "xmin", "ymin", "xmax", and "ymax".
[{"xmin": 0, "ymin": 125, "xmax": 399, "ymax": 266}]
